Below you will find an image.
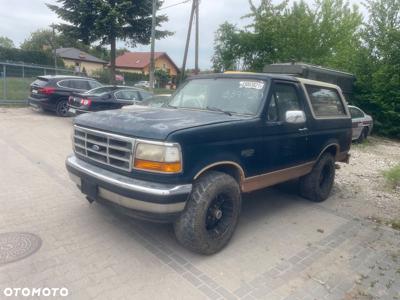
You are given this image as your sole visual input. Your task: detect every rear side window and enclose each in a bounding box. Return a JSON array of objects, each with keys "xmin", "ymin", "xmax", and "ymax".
[
  {"xmin": 58, "ymin": 80, "xmax": 72, "ymax": 88},
  {"xmin": 306, "ymin": 85, "xmax": 346, "ymax": 117},
  {"xmin": 350, "ymin": 107, "xmax": 364, "ymax": 119},
  {"xmin": 32, "ymin": 78, "xmax": 49, "ymax": 87}
]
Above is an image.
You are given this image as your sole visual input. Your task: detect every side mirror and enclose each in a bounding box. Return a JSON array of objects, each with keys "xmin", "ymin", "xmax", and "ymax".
[{"xmin": 285, "ymin": 110, "xmax": 306, "ymax": 124}]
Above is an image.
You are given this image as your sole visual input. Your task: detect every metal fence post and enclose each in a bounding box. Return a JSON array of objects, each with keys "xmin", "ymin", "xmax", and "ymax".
[
  {"xmin": 2, "ymin": 64, "xmax": 6, "ymax": 100},
  {"xmin": 22, "ymin": 63, "xmax": 25, "ymax": 78}
]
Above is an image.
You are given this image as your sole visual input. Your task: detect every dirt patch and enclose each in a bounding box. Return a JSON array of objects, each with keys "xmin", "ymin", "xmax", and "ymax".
[{"xmin": 326, "ymin": 136, "xmax": 400, "ymax": 224}]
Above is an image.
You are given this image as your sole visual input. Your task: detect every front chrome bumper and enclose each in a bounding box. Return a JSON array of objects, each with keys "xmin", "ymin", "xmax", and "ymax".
[{"xmin": 66, "ymin": 155, "xmax": 191, "ymax": 215}]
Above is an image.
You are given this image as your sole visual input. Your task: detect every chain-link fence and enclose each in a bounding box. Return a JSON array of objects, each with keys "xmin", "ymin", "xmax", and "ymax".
[{"xmin": 0, "ymin": 61, "xmax": 74, "ymax": 104}]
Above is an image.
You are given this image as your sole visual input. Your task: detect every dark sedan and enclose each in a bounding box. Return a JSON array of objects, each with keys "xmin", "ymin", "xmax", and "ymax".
[{"xmin": 68, "ymin": 86, "xmax": 153, "ymax": 115}]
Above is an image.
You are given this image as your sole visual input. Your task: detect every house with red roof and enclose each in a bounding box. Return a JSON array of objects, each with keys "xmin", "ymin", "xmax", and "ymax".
[{"xmin": 115, "ymin": 52, "xmax": 179, "ymax": 79}]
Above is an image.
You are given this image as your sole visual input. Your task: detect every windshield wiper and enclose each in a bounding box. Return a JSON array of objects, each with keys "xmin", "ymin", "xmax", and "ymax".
[
  {"xmin": 166, "ymin": 103, "xmax": 178, "ymax": 109},
  {"xmin": 206, "ymin": 106, "xmax": 232, "ymax": 116}
]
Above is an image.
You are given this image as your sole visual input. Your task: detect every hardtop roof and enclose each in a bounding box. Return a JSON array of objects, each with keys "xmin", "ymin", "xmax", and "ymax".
[
  {"xmin": 188, "ymin": 72, "xmax": 299, "ymax": 82},
  {"xmin": 187, "ymin": 72, "xmax": 342, "ymax": 90}
]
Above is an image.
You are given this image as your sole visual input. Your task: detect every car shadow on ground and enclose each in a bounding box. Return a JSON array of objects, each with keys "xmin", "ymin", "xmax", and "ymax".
[{"xmin": 90, "ymin": 179, "xmax": 319, "ymax": 256}]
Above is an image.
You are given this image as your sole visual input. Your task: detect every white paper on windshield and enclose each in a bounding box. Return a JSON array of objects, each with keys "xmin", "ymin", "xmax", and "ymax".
[{"xmin": 239, "ymin": 81, "xmax": 265, "ymax": 90}]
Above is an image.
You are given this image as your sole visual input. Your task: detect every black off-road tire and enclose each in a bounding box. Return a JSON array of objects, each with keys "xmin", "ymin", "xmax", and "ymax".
[
  {"xmin": 174, "ymin": 171, "xmax": 241, "ymax": 255},
  {"xmin": 299, "ymin": 153, "xmax": 335, "ymax": 202},
  {"xmin": 56, "ymin": 99, "xmax": 69, "ymax": 117}
]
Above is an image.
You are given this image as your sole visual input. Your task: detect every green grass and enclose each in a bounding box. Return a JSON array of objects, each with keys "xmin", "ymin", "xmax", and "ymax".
[
  {"xmin": 383, "ymin": 164, "xmax": 400, "ymax": 188},
  {"xmin": 153, "ymin": 88, "xmax": 174, "ymax": 95},
  {"xmin": 352, "ymin": 137, "xmax": 374, "ymax": 149},
  {"xmin": 0, "ymin": 77, "xmax": 34, "ymax": 101}
]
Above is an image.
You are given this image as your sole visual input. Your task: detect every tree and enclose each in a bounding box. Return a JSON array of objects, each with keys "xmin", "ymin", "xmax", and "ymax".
[
  {"xmin": 0, "ymin": 36, "xmax": 14, "ymax": 48},
  {"xmin": 154, "ymin": 69, "xmax": 170, "ymax": 88},
  {"xmin": 212, "ymin": 0, "xmax": 362, "ymax": 72},
  {"xmin": 47, "ymin": 0, "xmax": 172, "ymax": 82},
  {"xmin": 21, "ymin": 29, "xmax": 56, "ymax": 52},
  {"xmin": 212, "ymin": 23, "xmax": 241, "ymax": 72},
  {"xmin": 353, "ymin": 0, "xmax": 400, "ymax": 137},
  {"xmin": 21, "ymin": 29, "xmax": 89, "ymax": 52}
]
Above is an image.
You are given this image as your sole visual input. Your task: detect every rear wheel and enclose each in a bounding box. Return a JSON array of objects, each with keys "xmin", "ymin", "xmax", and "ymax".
[
  {"xmin": 299, "ymin": 153, "xmax": 335, "ymax": 202},
  {"xmin": 56, "ymin": 99, "xmax": 69, "ymax": 117},
  {"xmin": 174, "ymin": 171, "xmax": 241, "ymax": 255},
  {"xmin": 358, "ymin": 127, "xmax": 369, "ymax": 143}
]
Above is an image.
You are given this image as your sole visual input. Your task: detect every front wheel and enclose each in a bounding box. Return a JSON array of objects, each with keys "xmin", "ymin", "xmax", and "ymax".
[
  {"xmin": 299, "ymin": 153, "xmax": 335, "ymax": 202},
  {"xmin": 174, "ymin": 171, "xmax": 241, "ymax": 255},
  {"xmin": 56, "ymin": 99, "xmax": 69, "ymax": 117}
]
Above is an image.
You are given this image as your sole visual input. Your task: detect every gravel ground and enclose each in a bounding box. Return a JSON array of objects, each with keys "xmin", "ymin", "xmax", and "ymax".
[{"xmin": 328, "ymin": 136, "xmax": 400, "ymax": 225}]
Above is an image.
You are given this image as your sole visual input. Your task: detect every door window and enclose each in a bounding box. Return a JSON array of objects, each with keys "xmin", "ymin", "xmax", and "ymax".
[
  {"xmin": 115, "ymin": 90, "xmax": 139, "ymax": 101},
  {"xmin": 88, "ymin": 80, "xmax": 102, "ymax": 89},
  {"xmin": 71, "ymin": 80, "xmax": 91, "ymax": 90},
  {"xmin": 139, "ymin": 91, "xmax": 153, "ymax": 100},
  {"xmin": 267, "ymin": 83, "xmax": 301, "ymax": 121}
]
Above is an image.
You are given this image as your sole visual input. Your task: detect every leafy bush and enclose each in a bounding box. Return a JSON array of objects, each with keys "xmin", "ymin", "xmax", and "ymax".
[
  {"xmin": 92, "ymin": 68, "xmax": 149, "ymax": 85},
  {"xmin": 123, "ymin": 72, "xmax": 148, "ymax": 85}
]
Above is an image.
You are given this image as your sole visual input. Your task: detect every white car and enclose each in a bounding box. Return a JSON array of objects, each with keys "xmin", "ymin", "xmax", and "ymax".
[
  {"xmin": 134, "ymin": 81, "xmax": 150, "ymax": 89},
  {"xmin": 349, "ymin": 105, "xmax": 373, "ymax": 142}
]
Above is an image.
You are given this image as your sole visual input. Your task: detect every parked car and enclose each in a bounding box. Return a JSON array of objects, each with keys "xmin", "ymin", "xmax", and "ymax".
[
  {"xmin": 122, "ymin": 94, "xmax": 171, "ymax": 109},
  {"xmin": 134, "ymin": 81, "xmax": 150, "ymax": 89},
  {"xmin": 67, "ymin": 86, "xmax": 153, "ymax": 115},
  {"xmin": 28, "ymin": 75, "xmax": 102, "ymax": 117},
  {"xmin": 66, "ymin": 73, "xmax": 352, "ymax": 254},
  {"xmin": 348, "ymin": 105, "xmax": 373, "ymax": 142}
]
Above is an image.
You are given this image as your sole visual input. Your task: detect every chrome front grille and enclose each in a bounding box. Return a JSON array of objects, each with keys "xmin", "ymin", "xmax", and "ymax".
[{"xmin": 73, "ymin": 126, "xmax": 135, "ymax": 171}]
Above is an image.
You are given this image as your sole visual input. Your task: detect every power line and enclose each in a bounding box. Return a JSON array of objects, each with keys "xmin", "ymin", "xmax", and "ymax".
[{"xmin": 160, "ymin": 0, "xmax": 191, "ymax": 10}]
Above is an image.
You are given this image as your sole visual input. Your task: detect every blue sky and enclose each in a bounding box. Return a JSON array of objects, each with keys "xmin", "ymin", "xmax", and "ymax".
[{"xmin": 0, "ymin": 0, "xmax": 364, "ymax": 69}]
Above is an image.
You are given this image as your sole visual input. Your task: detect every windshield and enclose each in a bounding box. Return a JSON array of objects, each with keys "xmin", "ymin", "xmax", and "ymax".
[{"xmin": 168, "ymin": 78, "xmax": 268, "ymax": 115}]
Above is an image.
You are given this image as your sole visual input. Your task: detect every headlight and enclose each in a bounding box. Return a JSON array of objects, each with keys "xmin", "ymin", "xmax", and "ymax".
[{"xmin": 133, "ymin": 141, "xmax": 182, "ymax": 173}]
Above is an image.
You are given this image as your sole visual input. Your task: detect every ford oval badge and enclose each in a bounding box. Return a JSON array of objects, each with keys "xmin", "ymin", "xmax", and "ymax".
[{"xmin": 91, "ymin": 144, "xmax": 101, "ymax": 152}]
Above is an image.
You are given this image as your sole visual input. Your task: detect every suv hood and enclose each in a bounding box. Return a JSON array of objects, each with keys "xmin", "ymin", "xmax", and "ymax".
[{"xmin": 74, "ymin": 106, "xmax": 250, "ymax": 140}]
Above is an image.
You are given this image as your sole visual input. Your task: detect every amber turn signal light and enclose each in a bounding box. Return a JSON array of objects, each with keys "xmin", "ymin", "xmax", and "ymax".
[{"xmin": 134, "ymin": 159, "xmax": 182, "ymax": 173}]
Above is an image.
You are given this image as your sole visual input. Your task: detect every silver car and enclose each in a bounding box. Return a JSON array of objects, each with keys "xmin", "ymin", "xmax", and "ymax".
[{"xmin": 349, "ymin": 105, "xmax": 373, "ymax": 142}]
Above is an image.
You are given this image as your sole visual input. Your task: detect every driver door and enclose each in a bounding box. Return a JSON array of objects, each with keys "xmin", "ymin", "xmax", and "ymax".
[{"xmin": 258, "ymin": 80, "xmax": 309, "ymax": 172}]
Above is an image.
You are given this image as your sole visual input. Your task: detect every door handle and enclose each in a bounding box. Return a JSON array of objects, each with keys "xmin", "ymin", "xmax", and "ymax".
[{"xmin": 298, "ymin": 128, "xmax": 308, "ymax": 132}]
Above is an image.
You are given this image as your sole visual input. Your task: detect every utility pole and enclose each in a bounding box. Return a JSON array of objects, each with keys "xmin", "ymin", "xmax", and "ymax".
[
  {"xmin": 51, "ymin": 24, "xmax": 58, "ymax": 74},
  {"xmin": 180, "ymin": 0, "xmax": 196, "ymax": 82},
  {"xmin": 194, "ymin": 0, "xmax": 199, "ymax": 74},
  {"xmin": 149, "ymin": 0, "xmax": 157, "ymax": 91}
]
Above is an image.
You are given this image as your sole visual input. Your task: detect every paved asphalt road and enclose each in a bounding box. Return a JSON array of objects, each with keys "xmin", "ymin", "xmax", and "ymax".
[{"xmin": 0, "ymin": 108, "xmax": 399, "ymax": 300}]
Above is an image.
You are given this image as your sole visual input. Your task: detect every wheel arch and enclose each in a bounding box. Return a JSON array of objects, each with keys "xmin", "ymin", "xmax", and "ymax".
[
  {"xmin": 316, "ymin": 143, "xmax": 340, "ymax": 163},
  {"xmin": 193, "ymin": 161, "xmax": 245, "ymax": 186}
]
